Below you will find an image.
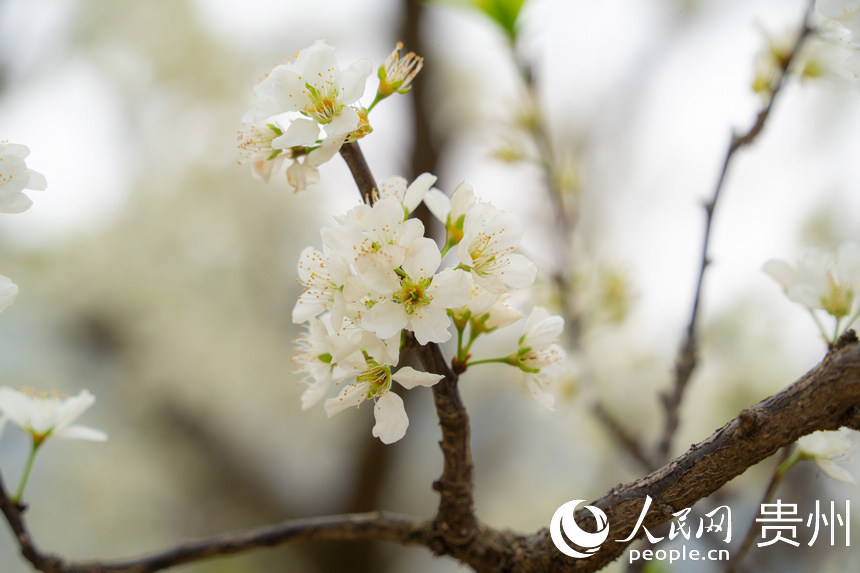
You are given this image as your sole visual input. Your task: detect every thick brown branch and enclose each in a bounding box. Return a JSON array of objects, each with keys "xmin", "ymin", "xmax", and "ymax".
[
  {"xmin": 407, "ymin": 337, "xmax": 480, "ymax": 551},
  {"xmin": 657, "ymin": 0, "xmax": 816, "ymax": 462},
  {"xmin": 524, "ymin": 333, "xmax": 860, "ymax": 572},
  {"xmin": 5, "ymin": 335, "xmax": 860, "ymax": 572}
]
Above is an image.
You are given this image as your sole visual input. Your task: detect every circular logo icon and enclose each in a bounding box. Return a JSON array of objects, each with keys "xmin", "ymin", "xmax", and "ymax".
[{"xmin": 550, "ymin": 499, "xmax": 610, "ymax": 558}]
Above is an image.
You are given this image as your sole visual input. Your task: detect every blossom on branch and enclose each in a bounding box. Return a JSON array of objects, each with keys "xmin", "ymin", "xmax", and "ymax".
[
  {"xmin": 243, "ymin": 41, "xmax": 372, "ymax": 146},
  {"xmin": 321, "ymin": 338, "xmax": 441, "ymax": 444},
  {"xmin": 376, "ymin": 42, "xmax": 424, "ymax": 99},
  {"xmin": 0, "ymin": 142, "xmax": 46, "ymax": 214},
  {"xmin": 0, "ymin": 387, "xmax": 107, "ymax": 445},
  {"xmin": 764, "ymin": 242, "xmax": 860, "ymax": 341},
  {"xmin": 796, "ymin": 430, "xmax": 856, "ymax": 484},
  {"xmin": 511, "ymin": 307, "xmax": 566, "ymax": 410}
]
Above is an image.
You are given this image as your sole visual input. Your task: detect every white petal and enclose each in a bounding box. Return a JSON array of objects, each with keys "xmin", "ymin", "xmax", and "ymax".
[
  {"xmin": 324, "ymin": 106, "xmax": 360, "ymax": 138},
  {"xmin": 274, "ymin": 118, "xmax": 321, "ymax": 148},
  {"xmin": 403, "ymin": 173, "xmax": 437, "ymax": 213},
  {"xmin": 371, "ymin": 392, "xmax": 408, "ymax": 444},
  {"xmin": 499, "ymin": 253, "xmax": 537, "ymax": 289},
  {"xmin": 324, "ymin": 382, "xmax": 368, "ymax": 417},
  {"xmin": 409, "ymin": 305, "xmax": 452, "ymax": 345},
  {"xmin": 525, "ymin": 376, "xmax": 556, "ymax": 411},
  {"xmin": 56, "ymin": 424, "xmax": 108, "ymax": 442},
  {"xmin": 816, "ymin": 460, "xmax": 856, "ymax": 484},
  {"xmin": 363, "ymin": 300, "xmax": 407, "ymax": 339},
  {"xmin": 402, "ymin": 237, "xmax": 442, "ymax": 280},
  {"xmin": 339, "ymin": 58, "xmax": 374, "ymax": 104},
  {"xmin": 0, "ymin": 190, "xmax": 33, "ymax": 214},
  {"xmin": 392, "ymin": 366, "xmax": 443, "ymax": 389},
  {"xmin": 53, "ymin": 390, "xmax": 96, "ymax": 433},
  {"xmin": 763, "ymin": 259, "xmax": 796, "ymax": 291},
  {"xmin": 423, "ymin": 188, "xmax": 451, "ymax": 223},
  {"xmin": 429, "ymin": 268, "xmax": 472, "ymax": 309},
  {"xmin": 378, "ymin": 176, "xmax": 407, "ymax": 202}
]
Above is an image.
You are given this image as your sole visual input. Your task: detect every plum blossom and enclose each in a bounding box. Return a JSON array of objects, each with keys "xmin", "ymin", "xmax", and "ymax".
[
  {"xmin": 424, "ymin": 180, "xmax": 477, "ymax": 249},
  {"xmin": 764, "ymin": 242, "xmax": 860, "ymax": 340},
  {"xmin": 361, "ymin": 237, "xmax": 471, "ymax": 344},
  {"xmin": 292, "ymin": 246, "xmax": 352, "ymax": 326},
  {"xmin": 0, "ymin": 388, "xmax": 107, "ymax": 444},
  {"xmin": 376, "ymin": 42, "xmax": 424, "ymax": 99},
  {"xmin": 0, "ymin": 142, "xmax": 46, "ymax": 214},
  {"xmin": 376, "ymin": 172, "xmax": 437, "ymax": 214},
  {"xmin": 451, "ymin": 280, "xmax": 522, "ymax": 335},
  {"xmin": 796, "ymin": 431, "xmax": 856, "ymax": 484},
  {"xmin": 458, "ymin": 202, "xmax": 537, "ymax": 294},
  {"xmin": 243, "ymin": 41, "xmax": 372, "ymax": 147},
  {"xmin": 817, "ymin": 0, "xmax": 860, "ymax": 42},
  {"xmin": 238, "ymin": 122, "xmax": 344, "ymax": 192},
  {"xmin": 324, "ymin": 352, "xmax": 442, "ymax": 444},
  {"xmin": 511, "ymin": 307, "xmax": 566, "ymax": 410}
]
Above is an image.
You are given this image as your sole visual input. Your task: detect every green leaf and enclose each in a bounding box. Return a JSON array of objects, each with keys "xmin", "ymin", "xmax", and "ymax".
[{"xmin": 473, "ymin": 0, "xmax": 526, "ymax": 40}]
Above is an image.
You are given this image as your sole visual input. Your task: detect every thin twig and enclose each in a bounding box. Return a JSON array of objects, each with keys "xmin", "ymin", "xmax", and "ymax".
[
  {"xmin": 657, "ymin": 0, "xmax": 817, "ymax": 463},
  {"xmin": 511, "ymin": 27, "xmax": 655, "ymax": 471}
]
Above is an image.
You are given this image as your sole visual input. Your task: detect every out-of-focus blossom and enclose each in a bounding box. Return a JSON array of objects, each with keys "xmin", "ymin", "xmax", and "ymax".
[
  {"xmin": 0, "ymin": 142, "xmax": 46, "ymax": 214},
  {"xmin": 0, "ymin": 388, "xmax": 107, "ymax": 445},
  {"xmin": 510, "ymin": 307, "xmax": 565, "ymax": 410},
  {"xmin": 796, "ymin": 430, "xmax": 856, "ymax": 484},
  {"xmin": 764, "ymin": 242, "xmax": 860, "ymax": 340}
]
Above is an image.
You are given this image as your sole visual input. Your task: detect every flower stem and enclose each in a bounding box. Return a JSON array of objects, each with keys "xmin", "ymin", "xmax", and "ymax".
[
  {"xmin": 465, "ymin": 357, "xmax": 514, "ymax": 368},
  {"xmin": 12, "ymin": 438, "xmax": 42, "ymax": 503},
  {"xmin": 808, "ymin": 308, "xmax": 831, "ymax": 343}
]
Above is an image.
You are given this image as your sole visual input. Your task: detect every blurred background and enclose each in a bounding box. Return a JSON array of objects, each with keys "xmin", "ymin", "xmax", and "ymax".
[{"xmin": 1, "ymin": 0, "xmax": 859, "ymax": 571}]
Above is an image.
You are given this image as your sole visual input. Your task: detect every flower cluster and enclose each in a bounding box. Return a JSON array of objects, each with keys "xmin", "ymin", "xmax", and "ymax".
[
  {"xmin": 291, "ymin": 173, "xmax": 562, "ymax": 442},
  {"xmin": 764, "ymin": 241, "xmax": 860, "ymax": 343},
  {"xmin": 239, "ymin": 41, "xmax": 423, "ymax": 192}
]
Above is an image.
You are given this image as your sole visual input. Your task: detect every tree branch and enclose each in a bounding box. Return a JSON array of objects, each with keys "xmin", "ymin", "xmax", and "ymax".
[
  {"xmin": 339, "ymin": 141, "xmax": 377, "ymax": 204},
  {"xmin": 5, "ymin": 333, "xmax": 860, "ymax": 572},
  {"xmin": 657, "ymin": 0, "xmax": 816, "ymax": 463}
]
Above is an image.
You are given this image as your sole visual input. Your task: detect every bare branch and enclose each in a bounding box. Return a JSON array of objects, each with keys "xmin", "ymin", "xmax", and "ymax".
[{"xmin": 658, "ymin": 0, "xmax": 817, "ymax": 463}]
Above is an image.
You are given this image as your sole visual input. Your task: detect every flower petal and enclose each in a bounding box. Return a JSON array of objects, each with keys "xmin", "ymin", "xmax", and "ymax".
[
  {"xmin": 392, "ymin": 366, "xmax": 443, "ymax": 389},
  {"xmin": 371, "ymin": 392, "xmax": 408, "ymax": 444}
]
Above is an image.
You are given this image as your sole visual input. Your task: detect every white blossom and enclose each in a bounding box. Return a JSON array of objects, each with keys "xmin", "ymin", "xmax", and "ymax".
[
  {"xmin": 243, "ymin": 41, "xmax": 372, "ymax": 147},
  {"xmin": 0, "ymin": 142, "xmax": 46, "ymax": 214},
  {"xmin": 797, "ymin": 430, "xmax": 856, "ymax": 484},
  {"xmin": 452, "ymin": 280, "xmax": 522, "ymax": 333},
  {"xmin": 817, "ymin": 0, "xmax": 860, "ymax": 42},
  {"xmin": 458, "ymin": 202, "xmax": 537, "ymax": 294},
  {"xmin": 764, "ymin": 243, "xmax": 860, "ymax": 337},
  {"xmin": 512, "ymin": 307, "xmax": 566, "ymax": 410},
  {"xmin": 292, "ymin": 246, "xmax": 353, "ymax": 326},
  {"xmin": 361, "ymin": 237, "xmax": 471, "ymax": 344},
  {"xmin": 377, "ymin": 172, "xmax": 437, "ymax": 213},
  {"xmin": 424, "ymin": 180, "xmax": 477, "ymax": 249},
  {"xmin": 324, "ymin": 353, "xmax": 442, "ymax": 444},
  {"xmin": 0, "ymin": 388, "xmax": 107, "ymax": 444}
]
